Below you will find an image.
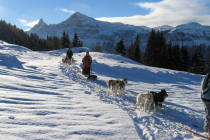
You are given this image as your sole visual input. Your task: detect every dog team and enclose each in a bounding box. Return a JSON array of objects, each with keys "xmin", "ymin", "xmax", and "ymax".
[{"xmin": 107, "ymin": 78, "xmax": 169, "ymax": 112}]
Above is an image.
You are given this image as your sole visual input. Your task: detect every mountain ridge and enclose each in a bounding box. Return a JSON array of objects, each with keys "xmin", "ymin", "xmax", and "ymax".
[{"xmin": 27, "ymin": 12, "xmax": 210, "ymax": 54}]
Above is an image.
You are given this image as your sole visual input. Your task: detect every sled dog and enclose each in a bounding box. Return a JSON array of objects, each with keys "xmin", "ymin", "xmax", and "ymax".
[
  {"xmin": 62, "ymin": 57, "xmax": 77, "ymax": 65},
  {"xmin": 107, "ymin": 79, "xmax": 121, "ymax": 95},
  {"xmin": 118, "ymin": 78, "xmax": 128, "ymax": 95},
  {"xmin": 150, "ymin": 89, "xmax": 168, "ymax": 112},
  {"xmin": 135, "ymin": 91, "xmax": 154, "ymax": 112}
]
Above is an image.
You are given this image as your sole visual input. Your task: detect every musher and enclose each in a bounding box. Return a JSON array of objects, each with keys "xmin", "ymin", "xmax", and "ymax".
[{"xmin": 82, "ymin": 51, "xmax": 92, "ymax": 75}]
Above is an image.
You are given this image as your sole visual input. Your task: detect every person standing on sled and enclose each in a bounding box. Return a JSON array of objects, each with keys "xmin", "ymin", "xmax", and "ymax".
[
  {"xmin": 82, "ymin": 51, "xmax": 92, "ymax": 75},
  {"xmin": 201, "ymin": 72, "xmax": 210, "ymax": 132},
  {"xmin": 65, "ymin": 48, "xmax": 73, "ymax": 62}
]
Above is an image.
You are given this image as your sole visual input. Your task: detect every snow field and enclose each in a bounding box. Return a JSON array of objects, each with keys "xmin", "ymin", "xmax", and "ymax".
[{"xmin": 0, "ymin": 41, "xmax": 207, "ymax": 139}]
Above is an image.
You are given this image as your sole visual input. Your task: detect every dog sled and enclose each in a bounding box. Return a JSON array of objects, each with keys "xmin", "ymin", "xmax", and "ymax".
[
  {"xmin": 78, "ymin": 63, "xmax": 97, "ymax": 80},
  {"xmin": 78, "ymin": 73, "xmax": 97, "ymax": 80}
]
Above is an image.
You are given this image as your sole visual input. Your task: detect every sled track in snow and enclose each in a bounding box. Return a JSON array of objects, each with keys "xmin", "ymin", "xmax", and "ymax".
[{"xmin": 60, "ymin": 63, "xmax": 206, "ymax": 140}]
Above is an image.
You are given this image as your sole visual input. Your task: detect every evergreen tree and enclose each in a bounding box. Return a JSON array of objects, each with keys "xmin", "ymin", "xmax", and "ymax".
[
  {"xmin": 114, "ymin": 39, "xmax": 126, "ymax": 56},
  {"xmin": 153, "ymin": 31, "xmax": 161, "ymax": 67},
  {"xmin": 165, "ymin": 40, "xmax": 173, "ymax": 69},
  {"xmin": 60, "ymin": 31, "xmax": 66, "ymax": 48},
  {"xmin": 158, "ymin": 32, "xmax": 167, "ymax": 67},
  {"xmin": 126, "ymin": 42, "xmax": 134, "ymax": 60},
  {"xmin": 181, "ymin": 45, "xmax": 190, "ymax": 71},
  {"xmin": 53, "ymin": 36, "xmax": 60, "ymax": 50},
  {"xmin": 72, "ymin": 32, "xmax": 80, "ymax": 47},
  {"xmin": 188, "ymin": 63, "xmax": 199, "ymax": 74},
  {"xmin": 133, "ymin": 34, "xmax": 141, "ymax": 63},
  {"xmin": 205, "ymin": 57, "xmax": 210, "ymax": 73},
  {"xmin": 60, "ymin": 31, "xmax": 71, "ymax": 48},
  {"xmin": 144, "ymin": 29, "xmax": 156, "ymax": 66},
  {"xmin": 66, "ymin": 33, "xmax": 71, "ymax": 47},
  {"xmin": 78, "ymin": 40, "xmax": 83, "ymax": 47},
  {"xmin": 189, "ymin": 46, "xmax": 205, "ymax": 74},
  {"xmin": 172, "ymin": 44, "xmax": 182, "ymax": 70}
]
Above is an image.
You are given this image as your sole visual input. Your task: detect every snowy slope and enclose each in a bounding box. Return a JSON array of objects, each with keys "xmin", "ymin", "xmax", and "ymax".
[{"xmin": 0, "ymin": 40, "xmax": 207, "ymax": 140}]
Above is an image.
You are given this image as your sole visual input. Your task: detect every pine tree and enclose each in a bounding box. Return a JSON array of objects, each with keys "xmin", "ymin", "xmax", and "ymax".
[
  {"xmin": 72, "ymin": 32, "xmax": 80, "ymax": 47},
  {"xmin": 158, "ymin": 32, "xmax": 167, "ymax": 67},
  {"xmin": 144, "ymin": 29, "xmax": 156, "ymax": 66},
  {"xmin": 114, "ymin": 39, "xmax": 126, "ymax": 56},
  {"xmin": 181, "ymin": 45, "xmax": 190, "ymax": 71},
  {"xmin": 188, "ymin": 63, "xmax": 199, "ymax": 74},
  {"xmin": 172, "ymin": 44, "xmax": 182, "ymax": 70},
  {"xmin": 53, "ymin": 36, "xmax": 60, "ymax": 50},
  {"xmin": 205, "ymin": 57, "xmax": 210, "ymax": 74},
  {"xmin": 126, "ymin": 42, "xmax": 134, "ymax": 60},
  {"xmin": 165, "ymin": 40, "xmax": 173, "ymax": 69},
  {"xmin": 60, "ymin": 31, "xmax": 66, "ymax": 48},
  {"xmin": 66, "ymin": 33, "xmax": 71, "ymax": 47},
  {"xmin": 189, "ymin": 46, "xmax": 205, "ymax": 74},
  {"xmin": 60, "ymin": 31, "xmax": 71, "ymax": 48},
  {"xmin": 133, "ymin": 34, "xmax": 141, "ymax": 63}
]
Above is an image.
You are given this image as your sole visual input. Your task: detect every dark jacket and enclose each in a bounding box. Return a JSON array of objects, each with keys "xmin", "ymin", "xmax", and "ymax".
[
  {"xmin": 66, "ymin": 49, "xmax": 73, "ymax": 59},
  {"xmin": 201, "ymin": 72, "xmax": 210, "ymax": 103}
]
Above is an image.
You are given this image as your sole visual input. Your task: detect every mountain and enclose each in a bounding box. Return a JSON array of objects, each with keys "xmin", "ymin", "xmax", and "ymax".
[{"xmin": 27, "ymin": 12, "xmax": 210, "ymax": 53}]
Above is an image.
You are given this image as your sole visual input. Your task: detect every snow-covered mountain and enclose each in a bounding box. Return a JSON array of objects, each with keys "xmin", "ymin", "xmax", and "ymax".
[{"xmin": 27, "ymin": 12, "xmax": 210, "ymax": 52}]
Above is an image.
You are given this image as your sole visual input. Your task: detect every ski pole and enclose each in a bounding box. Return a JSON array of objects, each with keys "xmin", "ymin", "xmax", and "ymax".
[{"xmin": 90, "ymin": 63, "xmax": 92, "ymax": 75}]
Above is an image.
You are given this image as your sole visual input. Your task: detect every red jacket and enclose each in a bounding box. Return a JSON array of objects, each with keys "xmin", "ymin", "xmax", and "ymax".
[{"xmin": 82, "ymin": 55, "xmax": 92, "ymax": 68}]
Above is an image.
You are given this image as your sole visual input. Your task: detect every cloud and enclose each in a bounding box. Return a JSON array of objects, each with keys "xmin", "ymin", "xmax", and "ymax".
[
  {"xmin": 18, "ymin": 19, "xmax": 27, "ymax": 24},
  {"xmin": 55, "ymin": 8, "xmax": 76, "ymax": 14},
  {"xmin": 25, "ymin": 20, "xmax": 39, "ymax": 27},
  {"xmin": 96, "ymin": 0, "xmax": 210, "ymax": 27},
  {"xmin": 18, "ymin": 19, "xmax": 39, "ymax": 27}
]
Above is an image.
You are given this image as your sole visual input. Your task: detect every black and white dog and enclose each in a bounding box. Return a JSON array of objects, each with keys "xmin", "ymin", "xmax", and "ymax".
[
  {"xmin": 107, "ymin": 79, "xmax": 121, "ymax": 95},
  {"xmin": 118, "ymin": 78, "xmax": 127, "ymax": 95},
  {"xmin": 150, "ymin": 89, "xmax": 168, "ymax": 112}
]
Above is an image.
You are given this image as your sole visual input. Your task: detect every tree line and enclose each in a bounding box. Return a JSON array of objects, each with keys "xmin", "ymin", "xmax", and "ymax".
[
  {"xmin": 0, "ymin": 20, "xmax": 83, "ymax": 51},
  {"xmin": 114, "ymin": 29, "xmax": 210, "ymax": 75}
]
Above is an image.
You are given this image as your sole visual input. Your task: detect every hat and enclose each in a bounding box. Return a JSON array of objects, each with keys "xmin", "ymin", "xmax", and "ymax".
[{"xmin": 86, "ymin": 51, "xmax": 89, "ymax": 54}]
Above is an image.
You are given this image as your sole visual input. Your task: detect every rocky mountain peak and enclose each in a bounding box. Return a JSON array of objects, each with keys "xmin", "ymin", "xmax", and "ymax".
[
  {"xmin": 37, "ymin": 18, "xmax": 48, "ymax": 26},
  {"xmin": 61, "ymin": 11, "xmax": 96, "ymax": 27},
  {"xmin": 70, "ymin": 12, "xmax": 88, "ymax": 19}
]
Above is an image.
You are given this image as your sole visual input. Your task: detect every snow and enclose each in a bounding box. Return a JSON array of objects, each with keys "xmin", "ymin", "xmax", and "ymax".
[{"xmin": 0, "ymin": 40, "xmax": 208, "ymax": 139}]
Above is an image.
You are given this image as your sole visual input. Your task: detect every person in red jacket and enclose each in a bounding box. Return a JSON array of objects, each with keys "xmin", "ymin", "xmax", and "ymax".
[{"xmin": 82, "ymin": 51, "xmax": 92, "ymax": 75}]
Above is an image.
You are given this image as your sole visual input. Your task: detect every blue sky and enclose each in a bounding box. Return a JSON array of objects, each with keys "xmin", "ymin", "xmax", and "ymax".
[{"xmin": 1, "ymin": 0, "xmax": 210, "ymax": 31}]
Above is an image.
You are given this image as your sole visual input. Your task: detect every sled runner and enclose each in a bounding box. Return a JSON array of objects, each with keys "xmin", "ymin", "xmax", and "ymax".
[
  {"xmin": 78, "ymin": 73, "xmax": 97, "ymax": 80},
  {"xmin": 86, "ymin": 74, "xmax": 97, "ymax": 80}
]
